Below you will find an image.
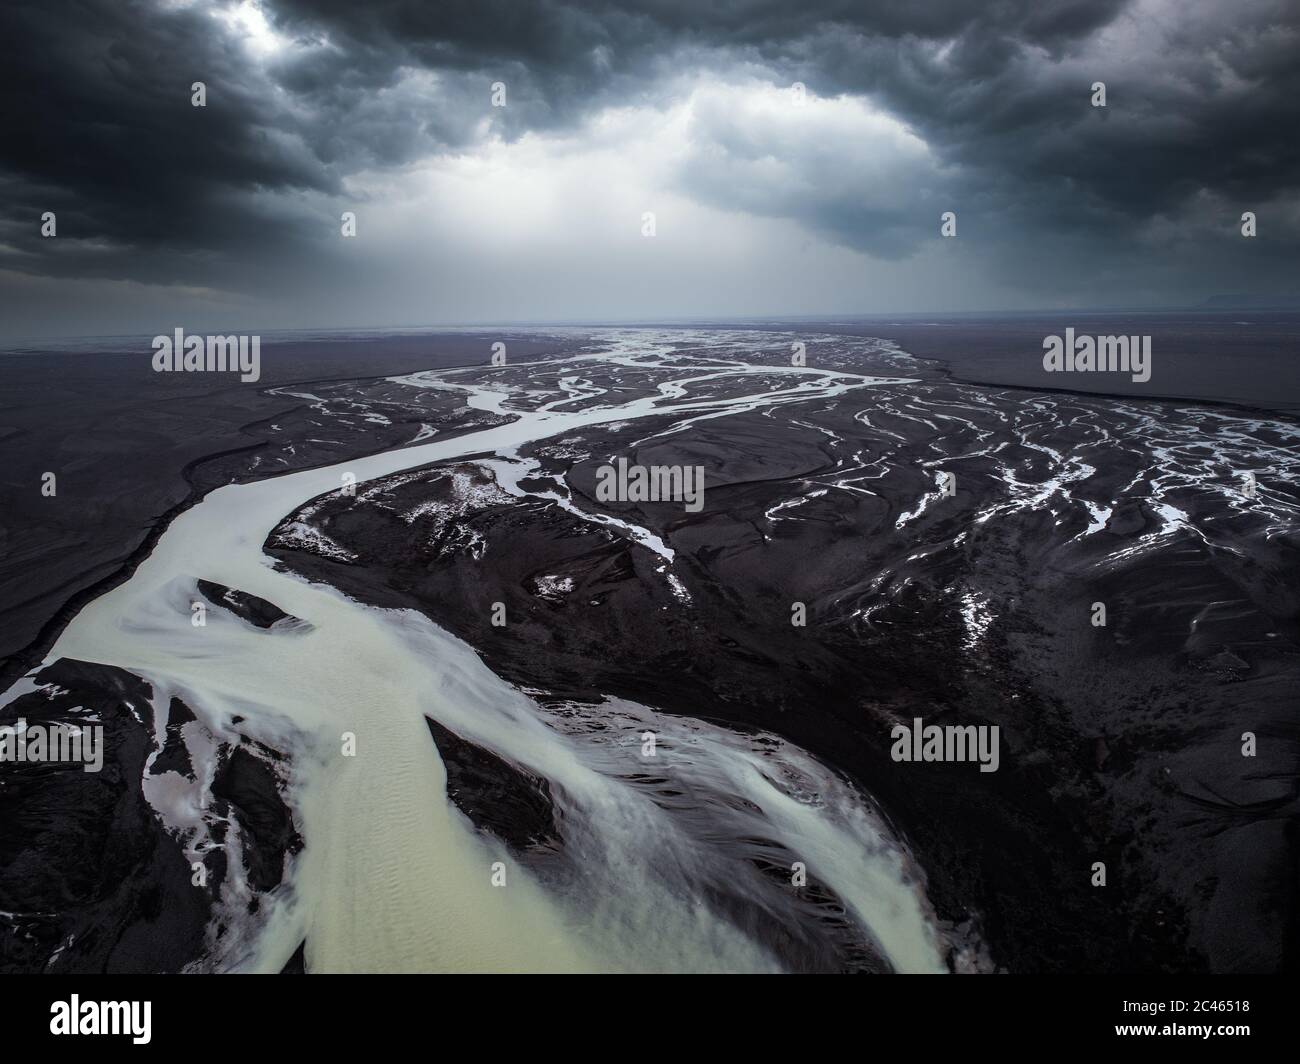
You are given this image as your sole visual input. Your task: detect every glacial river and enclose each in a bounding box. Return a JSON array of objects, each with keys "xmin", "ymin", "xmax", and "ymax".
[{"xmin": 25, "ymin": 331, "xmax": 951, "ymax": 973}]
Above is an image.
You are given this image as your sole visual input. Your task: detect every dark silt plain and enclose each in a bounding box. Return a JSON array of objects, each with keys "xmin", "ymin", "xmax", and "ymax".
[{"xmin": 2, "ymin": 317, "xmax": 1296, "ymax": 974}]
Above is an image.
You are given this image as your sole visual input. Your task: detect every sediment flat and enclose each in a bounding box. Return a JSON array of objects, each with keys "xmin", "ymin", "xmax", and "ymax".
[{"xmin": 3, "ymin": 322, "xmax": 1296, "ymax": 973}]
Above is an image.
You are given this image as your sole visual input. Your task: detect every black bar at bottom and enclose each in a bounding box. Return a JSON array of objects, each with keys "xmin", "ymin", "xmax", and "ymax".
[{"xmin": 0, "ymin": 974, "xmax": 1290, "ymax": 1052}]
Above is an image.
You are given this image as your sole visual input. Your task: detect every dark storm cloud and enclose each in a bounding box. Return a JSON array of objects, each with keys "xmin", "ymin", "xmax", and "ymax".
[
  {"xmin": 1, "ymin": 0, "xmax": 1298, "ymax": 312},
  {"xmin": 269, "ymin": 0, "xmax": 1300, "ymax": 263},
  {"xmin": 661, "ymin": 0, "xmax": 1300, "ymax": 277},
  {"xmin": 0, "ymin": 0, "xmax": 342, "ymax": 286},
  {"xmin": 266, "ymin": 0, "xmax": 1134, "ymax": 154}
]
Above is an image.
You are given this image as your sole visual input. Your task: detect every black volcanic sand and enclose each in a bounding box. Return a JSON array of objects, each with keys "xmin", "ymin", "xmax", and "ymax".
[
  {"xmin": 0, "ymin": 658, "xmax": 300, "ymax": 972},
  {"xmin": 423, "ymin": 716, "xmax": 561, "ymax": 853},
  {"xmin": 0, "ymin": 332, "xmax": 577, "ymax": 680},
  {"xmin": 197, "ymin": 580, "xmax": 299, "ymax": 629},
  {"xmin": 270, "ymin": 339, "xmax": 1300, "ymax": 973}
]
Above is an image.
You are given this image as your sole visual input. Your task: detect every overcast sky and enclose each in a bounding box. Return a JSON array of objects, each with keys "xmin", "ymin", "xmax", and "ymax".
[{"xmin": 1, "ymin": 0, "xmax": 1297, "ymax": 339}]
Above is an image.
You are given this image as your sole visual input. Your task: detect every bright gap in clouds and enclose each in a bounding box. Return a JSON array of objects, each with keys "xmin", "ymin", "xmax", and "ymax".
[
  {"xmin": 313, "ymin": 80, "xmax": 1016, "ymax": 327},
  {"xmin": 210, "ymin": 0, "xmax": 290, "ymax": 58}
]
